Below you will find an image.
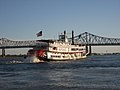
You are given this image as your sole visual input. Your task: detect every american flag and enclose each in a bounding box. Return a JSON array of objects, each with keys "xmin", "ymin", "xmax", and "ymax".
[{"xmin": 36, "ymin": 31, "xmax": 42, "ymax": 37}]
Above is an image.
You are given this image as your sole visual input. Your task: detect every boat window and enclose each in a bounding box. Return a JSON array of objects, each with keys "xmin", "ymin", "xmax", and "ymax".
[
  {"xmin": 51, "ymin": 55, "xmax": 61, "ymax": 58},
  {"xmin": 59, "ymin": 35, "xmax": 65, "ymax": 40},
  {"xmin": 71, "ymin": 48, "xmax": 79, "ymax": 51},
  {"xmin": 53, "ymin": 47, "xmax": 57, "ymax": 50},
  {"xmin": 79, "ymin": 48, "xmax": 85, "ymax": 51},
  {"xmin": 79, "ymin": 48, "xmax": 83, "ymax": 51},
  {"xmin": 71, "ymin": 48, "xmax": 85, "ymax": 51}
]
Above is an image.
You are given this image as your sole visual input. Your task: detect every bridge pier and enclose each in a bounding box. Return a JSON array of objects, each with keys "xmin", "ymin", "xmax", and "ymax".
[
  {"xmin": 89, "ymin": 45, "xmax": 92, "ymax": 55},
  {"xmin": 85, "ymin": 44, "xmax": 88, "ymax": 54},
  {"xmin": 2, "ymin": 48, "xmax": 5, "ymax": 57},
  {"xmin": 85, "ymin": 45, "xmax": 92, "ymax": 55}
]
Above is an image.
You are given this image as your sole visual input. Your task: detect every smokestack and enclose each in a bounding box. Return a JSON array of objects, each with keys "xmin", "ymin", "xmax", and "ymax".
[
  {"xmin": 64, "ymin": 30, "xmax": 66, "ymax": 42},
  {"xmin": 64, "ymin": 31, "xmax": 66, "ymax": 36},
  {"xmin": 72, "ymin": 30, "xmax": 74, "ymax": 45}
]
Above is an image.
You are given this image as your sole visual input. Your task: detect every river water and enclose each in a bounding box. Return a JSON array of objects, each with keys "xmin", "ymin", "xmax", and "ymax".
[{"xmin": 0, "ymin": 55, "xmax": 120, "ymax": 90}]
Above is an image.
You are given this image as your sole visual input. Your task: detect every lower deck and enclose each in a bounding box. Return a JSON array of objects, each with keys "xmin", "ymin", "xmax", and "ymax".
[{"xmin": 47, "ymin": 52, "xmax": 87, "ymax": 60}]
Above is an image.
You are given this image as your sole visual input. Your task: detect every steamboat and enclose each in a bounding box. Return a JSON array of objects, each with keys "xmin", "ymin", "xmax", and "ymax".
[{"xmin": 24, "ymin": 31, "xmax": 88, "ymax": 63}]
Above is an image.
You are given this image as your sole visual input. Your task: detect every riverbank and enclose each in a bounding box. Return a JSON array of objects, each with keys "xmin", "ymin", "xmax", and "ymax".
[{"xmin": 91, "ymin": 53, "xmax": 120, "ymax": 56}]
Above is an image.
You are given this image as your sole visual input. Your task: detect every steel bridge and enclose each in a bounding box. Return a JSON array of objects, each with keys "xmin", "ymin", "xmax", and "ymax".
[
  {"xmin": 72, "ymin": 32, "xmax": 120, "ymax": 45},
  {"xmin": 0, "ymin": 32, "xmax": 120, "ymax": 56},
  {"xmin": 0, "ymin": 38, "xmax": 48, "ymax": 57},
  {"xmin": 70, "ymin": 32, "xmax": 120, "ymax": 55}
]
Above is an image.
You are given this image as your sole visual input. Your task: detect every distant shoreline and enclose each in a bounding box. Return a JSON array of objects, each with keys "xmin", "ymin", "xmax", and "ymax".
[
  {"xmin": 91, "ymin": 53, "xmax": 120, "ymax": 56},
  {"xmin": 0, "ymin": 54, "xmax": 26, "ymax": 58}
]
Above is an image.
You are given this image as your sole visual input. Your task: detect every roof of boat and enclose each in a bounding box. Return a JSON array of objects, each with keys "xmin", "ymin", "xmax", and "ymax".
[{"xmin": 37, "ymin": 39, "xmax": 56, "ymax": 43}]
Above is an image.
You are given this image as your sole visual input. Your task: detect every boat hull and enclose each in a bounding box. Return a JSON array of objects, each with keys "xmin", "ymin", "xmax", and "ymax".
[{"xmin": 24, "ymin": 52, "xmax": 87, "ymax": 63}]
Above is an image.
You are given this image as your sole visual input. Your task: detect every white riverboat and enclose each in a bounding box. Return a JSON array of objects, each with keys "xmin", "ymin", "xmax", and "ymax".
[{"xmin": 24, "ymin": 31, "xmax": 88, "ymax": 63}]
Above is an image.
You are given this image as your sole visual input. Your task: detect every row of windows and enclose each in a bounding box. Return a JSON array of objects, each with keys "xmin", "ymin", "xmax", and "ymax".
[
  {"xmin": 51, "ymin": 53, "xmax": 84, "ymax": 58},
  {"xmin": 51, "ymin": 55, "xmax": 70, "ymax": 58},
  {"xmin": 71, "ymin": 48, "xmax": 85, "ymax": 51},
  {"xmin": 51, "ymin": 47, "xmax": 85, "ymax": 51},
  {"xmin": 51, "ymin": 55, "xmax": 61, "ymax": 58}
]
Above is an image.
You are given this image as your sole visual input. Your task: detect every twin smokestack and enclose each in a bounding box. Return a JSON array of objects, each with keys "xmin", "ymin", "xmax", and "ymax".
[{"xmin": 63, "ymin": 30, "xmax": 74, "ymax": 45}]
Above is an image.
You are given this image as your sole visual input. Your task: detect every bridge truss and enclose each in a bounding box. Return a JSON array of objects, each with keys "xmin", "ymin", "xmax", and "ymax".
[
  {"xmin": 71, "ymin": 32, "xmax": 120, "ymax": 45},
  {"xmin": 0, "ymin": 32, "xmax": 120, "ymax": 56},
  {"xmin": 0, "ymin": 38, "xmax": 47, "ymax": 49},
  {"xmin": 1, "ymin": 32, "xmax": 120, "ymax": 48}
]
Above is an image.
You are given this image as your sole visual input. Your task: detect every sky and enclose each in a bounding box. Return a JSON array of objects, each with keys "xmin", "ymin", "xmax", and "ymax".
[{"xmin": 0, "ymin": 0, "xmax": 120, "ymax": 54}]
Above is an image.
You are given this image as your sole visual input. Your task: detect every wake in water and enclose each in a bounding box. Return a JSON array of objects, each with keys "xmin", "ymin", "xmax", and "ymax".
[{"xmin": 0, "ymin": 57, "xmax": 24, "ymax": 64}]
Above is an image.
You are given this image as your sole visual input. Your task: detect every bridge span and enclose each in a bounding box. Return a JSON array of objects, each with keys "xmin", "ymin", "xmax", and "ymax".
[
  {"xmin": 69, "ymin": 32, "xmax": 120, "ymax": 55},
  {"xmin": 72, "ymin": 32, "xmax": 120, "ymax": 45},
  {"xmin": 0, "ymin": 38, "xmax": 48, "ymax": 57},
  {"xmin": 0, "ymin": 32, "xmax": 120, "ymax": 57}
]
